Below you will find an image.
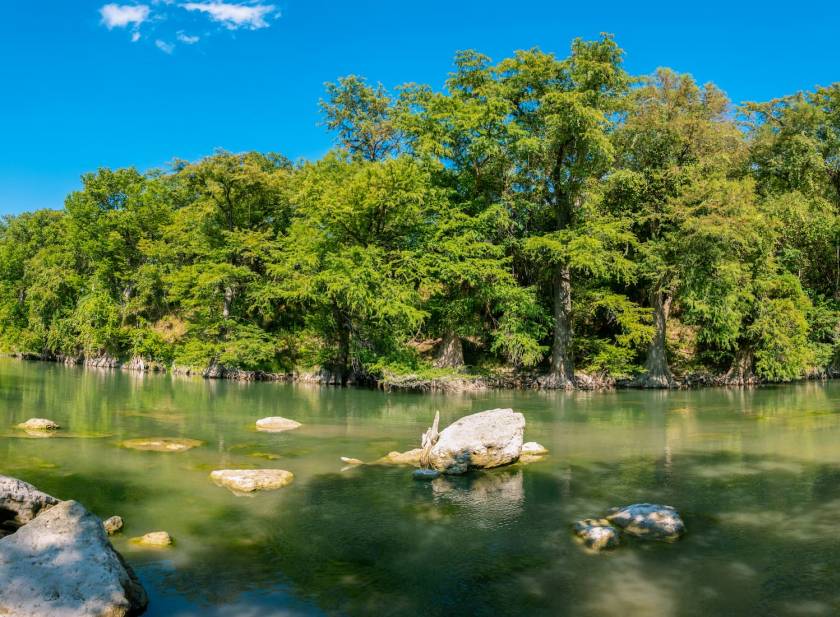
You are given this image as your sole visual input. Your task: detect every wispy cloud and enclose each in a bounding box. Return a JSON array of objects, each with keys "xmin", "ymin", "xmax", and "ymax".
[
  {"xmin": 155, "ymin": 39, "xmax": 175, "ymax": 54},
  {"xmin": 177, "ymin": 32, "xmax": 200, "ymax": 44},
  {"xmin": 180, "ymin": 2, "xmax": 277, "ymax": 30},
  {"xmin": 100, "ymin": 3, "xmax": 150, "ymax": 29},
  {"xmin": 99, "ymin": 1, "xmax": 278, "ymax": 53}
]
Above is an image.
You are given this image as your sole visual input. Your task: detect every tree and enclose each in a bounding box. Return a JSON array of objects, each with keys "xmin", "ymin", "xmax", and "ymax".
[
  {"xmin": 267, "ymin": 155, "xmax": 431, "ymax": 384},
  {"xmin": 321, "ymin": 76, "xmax": 399, "ymax": 161},
  {"xmin": 499, "ymin": 36, "xmax": 632, "ymax": 388},
  {"xmin": 609, "ymin": 68, "xmax": 744, "ymax": 386}
]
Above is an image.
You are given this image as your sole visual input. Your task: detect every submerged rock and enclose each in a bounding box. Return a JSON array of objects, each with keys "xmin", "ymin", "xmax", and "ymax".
[
  {"xmin": 120, "ymin": 437, "xmax": 203, "ymax": 452},
  {"xmin": 428, "ymin": 408, "xmax": 525, "ymax": 474},
  {"xmin": 255, "ymin": 417, "xmax": 302, "ymax": 432},
  {"xmin": 374, "ymin": 448, "xmax": 423, "ymax": 466},
  {"xmin": 573, "ymin": 518, "xmax": 620, "ymax": 551},
  {"xmin": 210, "ymin": 469, "xmax": 295, "ymax": 494},
  {"xmin": 16, "ymin": 418, "xmax": 60, "ymax": 431},
  {"xmin": 606, "ymin": 503, "xmax": 686, "ymax": 541},
  {"xmin": 103, "ymin": 515, "xmax": 124, "ymax": 535},
  {"xmin": 0, "ymin": 486, "xmax": 147, "ymax": 617},
  {"xmin": 412, "ymin": 469, "xmax": 440, "ymax": 481},
  {"xmin": 131, "ymin": 530, "xmax": 173, "ymax": 547}
]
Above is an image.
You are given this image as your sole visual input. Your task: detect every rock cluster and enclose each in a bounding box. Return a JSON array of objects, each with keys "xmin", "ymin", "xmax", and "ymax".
[
  {"xmin": 573, "ymin": 503, "xmax": 686, "ymax": 551},
  {"xmin": 0, "ymin": 475, "xmax": 147, "ymax": 617},
  {"xmin": 360, "ymin": 408, "xmax": 548, "ymax": 474}
]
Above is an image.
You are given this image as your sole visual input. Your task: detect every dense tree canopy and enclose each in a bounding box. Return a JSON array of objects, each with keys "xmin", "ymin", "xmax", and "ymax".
[{"xmin": 1, "ymin": 35, "xmax": 838, "ymax": 388}]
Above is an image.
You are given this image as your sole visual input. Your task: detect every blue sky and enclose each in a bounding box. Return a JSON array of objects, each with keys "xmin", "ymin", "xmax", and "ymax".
[{"xmin": 1, "ymin": 1, "xmax": 838, "ymax": 215}]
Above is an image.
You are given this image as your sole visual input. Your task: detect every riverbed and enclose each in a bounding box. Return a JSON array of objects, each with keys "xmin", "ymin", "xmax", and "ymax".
[{"xmin": 1, "ymin": 357, "xmax": 839, "ymax": 616}]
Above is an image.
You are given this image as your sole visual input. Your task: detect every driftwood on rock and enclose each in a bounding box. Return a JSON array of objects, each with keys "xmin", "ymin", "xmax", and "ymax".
[{"xmin": 419, "ymin": 411, "xmax": 440, "ymax": 468}]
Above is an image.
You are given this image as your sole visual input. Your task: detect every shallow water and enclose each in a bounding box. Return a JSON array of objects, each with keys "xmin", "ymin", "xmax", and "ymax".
[{"xmin": 2, "ymin": 358, "xmax": 840, "ymax": 616}]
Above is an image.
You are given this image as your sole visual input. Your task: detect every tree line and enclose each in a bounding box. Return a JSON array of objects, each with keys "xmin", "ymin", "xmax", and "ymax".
[{"xmin": 1, "ymin": 35, "xmax": 838, "ymax": 388}]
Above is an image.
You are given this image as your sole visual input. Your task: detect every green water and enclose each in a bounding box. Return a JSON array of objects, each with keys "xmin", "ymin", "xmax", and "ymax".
[{"xmin": 2, "ymin": 358, "xmax": 840, "ymax": 616}]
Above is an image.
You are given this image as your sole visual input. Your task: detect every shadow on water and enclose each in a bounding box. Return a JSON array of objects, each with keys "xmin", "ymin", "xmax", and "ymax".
[{"xmin": 133, "ymin": 451, "xmax": 840, "ymax": 617}]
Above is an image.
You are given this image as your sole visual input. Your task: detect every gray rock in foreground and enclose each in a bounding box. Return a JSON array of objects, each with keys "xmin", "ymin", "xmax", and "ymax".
[
  {"xmin": 0, "ymin": 475, "xmax": 60, "ymax": 533},
  {"xmin": 606, "ymin": 503, "xmax": 686, "ymax": 541},
  {"xmin": 0, "ymin": 499, "xmax": 148, "ymax": 617},
  {"xmin": 428, "ymin": 408, "xmax": 525, "ymax": 474}
]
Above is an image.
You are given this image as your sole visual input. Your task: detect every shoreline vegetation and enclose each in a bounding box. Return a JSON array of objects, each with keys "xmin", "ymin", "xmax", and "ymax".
[
  {"xmin": 6, "ymin": 352, "xmax": 837, "ymax": 393},
  {"xmin": 1, "ymin": 35, "xmax": 838, "ymax": 392}
]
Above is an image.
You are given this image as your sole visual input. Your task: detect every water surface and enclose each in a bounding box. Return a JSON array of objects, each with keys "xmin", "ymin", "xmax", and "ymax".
[{"xmin": 2, "ymin": 358, "xmax": 839, "ymax": 616}]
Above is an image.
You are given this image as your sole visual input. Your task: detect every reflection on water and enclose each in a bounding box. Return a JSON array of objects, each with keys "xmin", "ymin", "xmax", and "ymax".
[{"xmin": 1, "ymin": 358, "xmax": 840, "ymax": 616}]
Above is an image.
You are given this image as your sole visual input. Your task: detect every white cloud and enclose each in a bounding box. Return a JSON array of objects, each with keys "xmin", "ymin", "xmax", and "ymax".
[
  {"xmin": 180, "ymin": 2, "xmax": 276, "ymax": 30},
  {"xmin": 177, "ymin": 32, "xmax": 200, "ymax": 44},
  {"xmin": 100, "ymin": 4, "xmax": 150, "ymax": 29},
  {"xmin": 155, "ymin": 39, "xmax": 175, "ymax": 53},
  {"xmin": 131, "ymin": 31, "xmax": 141, "ymax": 42}
]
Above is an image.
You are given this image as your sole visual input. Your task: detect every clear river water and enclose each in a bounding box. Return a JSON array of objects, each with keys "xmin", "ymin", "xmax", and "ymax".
[{"xmin": 2, "ymin": 357, "xmax": 840, "ymax": 616}]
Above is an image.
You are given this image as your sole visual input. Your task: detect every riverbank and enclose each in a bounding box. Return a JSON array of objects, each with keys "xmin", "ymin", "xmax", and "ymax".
[{"xmin": 6, "ymin": 352, "xmax": 837, "ymax": 393}]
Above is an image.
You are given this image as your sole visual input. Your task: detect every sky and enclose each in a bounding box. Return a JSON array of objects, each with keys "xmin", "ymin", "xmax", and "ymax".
[{"xmin": 1, "ymin": 1, "xmax": 839, "ymax": 215}]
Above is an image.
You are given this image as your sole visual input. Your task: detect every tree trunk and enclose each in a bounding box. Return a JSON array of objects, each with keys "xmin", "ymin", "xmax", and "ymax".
[
  {"xmin": 724, "ymin": 347, "xmax": 756, "ymax": 385},
  {"xmin": 222, "ymin": 286, "xmax": 234, "ymax": 319},
  {"xmin": 331, "ymin": 305, "xmax": 351, "ymax": 387},
  {"xmin": 434, "ymin": 330, "xmax": 464, "ymax": 369},
  {"xmin": 541, "ymin": 265, "xmax": 575, "ymax": 389},
  {"xmin": 639, "ymin": 291, "xmax": 676, "ymax": 388}
]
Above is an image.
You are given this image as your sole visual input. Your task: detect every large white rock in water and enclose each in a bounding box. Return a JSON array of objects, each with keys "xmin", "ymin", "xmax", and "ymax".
[
  {"xmin": 606, "ymin": 503, "xmax": 686, "ymax": 541},
  {"xmin": 256, "ymin": 417, "xmax": 302, "ymax": 432},
  {"xmin": 210, "ymin": 469, "xmax": 295, "ymax": 494},
  {"xmin": 428, "ymin": 408, "xmax": 525, "ymax": 474},
  {"xmin": 0, "ymin": 486, "xmax": 147, "ymax": 617}
]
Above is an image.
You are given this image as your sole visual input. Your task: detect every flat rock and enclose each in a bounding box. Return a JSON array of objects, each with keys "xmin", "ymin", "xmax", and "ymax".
[
  {"xmin": 131, "ymin": 531, "xmax": 172, "ymax": 547},
  {"xmin": 103, "ymin": 515, "xmax": 123, "ymax": 535},
  {"xmin": 340, "ymin": 457, "xmax": 364, "ymax": 465},
  {"xmin": 374, "ymin": 448, "xmax": 423, "ymax": 466},
  {"xmin": 120, "ymin": 437, "xmax": 203, "ymax": 452},
  {"xmin": 573, "ymin": 518, "xmax": 620, "ymax": 551},
  {"xmin": 606, "ymin": 503, "xmax": 686, "ymax": 541},
  {"xmin": 255, "ymin": 417, "xmax": 302, "ymax": 433},
  {"xmin": 429, "ymin": 409, "xmax": 525, "ymax": 474},
  {"xmin": 16, "ymin": 418, "xmax": 60, "ymax": 431},
  {"xmin": 0, "ymin": 475, "xmax": 60, "ymax": 535},
  {"xmin": 210, "ymin": 469, "xmax": 294, "ymax": 494},
  {"xmin": 0, "ymin": 499, "xmax": 147, "ymax": 617}
]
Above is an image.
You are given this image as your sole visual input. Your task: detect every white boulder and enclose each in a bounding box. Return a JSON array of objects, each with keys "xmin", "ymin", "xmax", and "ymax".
[
  {"xmin": 428, "ymin": 409, "xmax": 525, "ymax": 474},
  {"xmin": 255, "ymin": 417, "xmax": 301, "ymax": 432}
]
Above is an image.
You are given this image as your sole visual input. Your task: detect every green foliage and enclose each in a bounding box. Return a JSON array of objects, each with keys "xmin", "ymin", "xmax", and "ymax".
[{"xmin": 0, "ymin": 37, "xmax": 836, "ymax": 386}]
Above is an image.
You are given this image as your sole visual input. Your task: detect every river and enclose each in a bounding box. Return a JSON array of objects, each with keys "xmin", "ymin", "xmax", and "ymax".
[{"xmin": 2, "ymin": 357, "xmax": 839, "ymax": 616}]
